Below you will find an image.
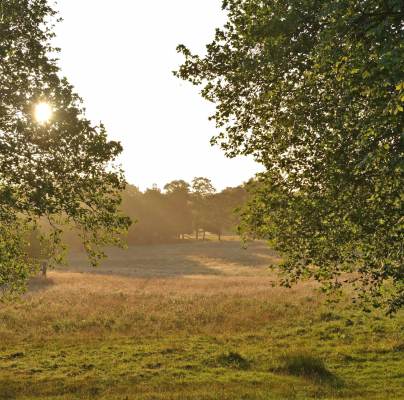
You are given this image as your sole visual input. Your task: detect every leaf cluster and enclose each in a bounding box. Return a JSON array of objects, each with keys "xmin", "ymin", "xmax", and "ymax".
[
  {"xmin": 176, "ymin": 0, "xmax": 404, "ymax": 313},
  {"xmin": 0, "ymin": 0, "xmax": 131, "ymax": 297}
]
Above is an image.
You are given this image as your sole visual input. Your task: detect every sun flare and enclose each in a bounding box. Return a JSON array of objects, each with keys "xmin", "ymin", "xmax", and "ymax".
[{"xmin": 34, "ymin": 102, "xmax": 53, "ymax": 123}]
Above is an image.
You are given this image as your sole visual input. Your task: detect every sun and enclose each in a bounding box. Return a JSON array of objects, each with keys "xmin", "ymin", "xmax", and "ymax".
[{"xmin": 34, "ymin": 102, "xmax": 53, "ymax": 123}]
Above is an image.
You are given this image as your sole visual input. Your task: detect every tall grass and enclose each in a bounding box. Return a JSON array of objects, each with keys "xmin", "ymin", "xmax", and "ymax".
[{"xmin": 0, "ymin": 239, "xmax": 402, "ymax": 400}]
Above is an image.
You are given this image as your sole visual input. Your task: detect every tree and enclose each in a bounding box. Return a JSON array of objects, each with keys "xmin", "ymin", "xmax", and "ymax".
[
  {"xmin": 191, "ymin": 177, "xmax": 216, "ymax": 240},
  {"xmin": 122, "ymin": 185, "xmax": 179, "ymax": 244},
  {"xmin": 203, "ymin": 193, "xmax": 228, "ymax": 241},
  {"xmin": 0, "ymin": 0, "xmax": 131, "ymax": 296},
  {"xmin": 176, "ymin": 0, "xmax": 403, "ymax": 313},
  {"xmin": 204, "ymin": 186, "xmax": 248, "ymax": 240},
  {"xmin": 164, "ymin": 180, "xmax": 193, "ymax": 239},
  {"xmin": 134, "ymin": 187, "xmax": 174, "ymax": 244}
]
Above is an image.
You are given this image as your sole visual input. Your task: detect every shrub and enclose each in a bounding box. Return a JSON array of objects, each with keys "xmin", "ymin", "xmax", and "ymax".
[
  {"xmin": 216, "ymin": 352, "xmax": 250, "ymax": 370},
  {"xmin": 278, "ymin": 353, "xmax": 340, "ymax": 385}
]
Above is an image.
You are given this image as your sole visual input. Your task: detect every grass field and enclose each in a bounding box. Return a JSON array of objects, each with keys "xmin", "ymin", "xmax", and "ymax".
[{"xmin": 0, "ymin": 238, "xmax": 403, "ymax": 399}]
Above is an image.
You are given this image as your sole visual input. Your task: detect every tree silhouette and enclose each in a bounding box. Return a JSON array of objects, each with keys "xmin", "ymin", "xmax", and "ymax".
[
  {"xmin": 204, "ymin": 186, "xmax": 247, "ymax": 240},
  {"xmin": 191, "ymin": 177, "xmax": 216, "ymax": 240},
  {"xmin": 164, "ymin": 180, "xmax": 193, "ymax": 239}
]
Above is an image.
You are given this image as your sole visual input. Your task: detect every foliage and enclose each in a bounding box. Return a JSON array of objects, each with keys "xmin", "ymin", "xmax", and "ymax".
[
  {"xmin": 176, "ymin": 0, "xmax": 404, "ymax": 313},
  {"xmin": 216, "ymin": 351, "xmax": 250, "ymax": 370},
  {"xmin": 191, "ymin": 177, "xmax": 216, "ymax": 239},
  {"xmin": 203, "ymin": 186, "xmax": 248, "ymax": 239},
  {"xmin": 0, "ymin": 0, "xmax": 131, "ymax": 296},
  {"xmin": 122, "ymin": 185, "xmax": 182, "ymax": 244},
  {"xmin": 164, "ymin": 180, "xmax": 193, "ymax": 239},
  {"xmin": 191, "ymin": 177, "xmax": 216, "ymax": 197},
  {"xmin": 278, "ymin": 353, "xmax": 337, "ymax": 384},
  {"xmin": 120, "ymin": 180, "xmax": 246, "ymax": 244},
  {"xmin": 0, "ymin": 217, "xmax": 34, "ymax": 298}
]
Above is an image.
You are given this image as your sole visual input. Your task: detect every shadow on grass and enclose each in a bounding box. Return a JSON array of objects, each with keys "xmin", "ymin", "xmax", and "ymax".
[
  {"xmin": 64, "ymin": 239, "xmax": 277, "ymax": 278},
  {"xmin": 275, "ymin": 353, "xmax": 344, "ymax": 387}
]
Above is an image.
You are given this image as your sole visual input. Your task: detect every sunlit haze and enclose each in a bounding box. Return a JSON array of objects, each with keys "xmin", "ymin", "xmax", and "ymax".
[
  {"xmin": 34, "ymin": 102, "xmax": 53, "ymax": 124},
  {"xmin": 54, "ymin": 0, "xmax": 263, "ymax": 191}
]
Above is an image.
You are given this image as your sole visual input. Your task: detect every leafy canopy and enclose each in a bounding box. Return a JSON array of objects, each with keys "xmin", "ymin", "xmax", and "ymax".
[
  {"xmin": 0, "ymin": 0, "xmax": 131, "ymax": 296},
  {"xmin": 176, "ymin": 0, "xmax": 403, "ymax": 313}
]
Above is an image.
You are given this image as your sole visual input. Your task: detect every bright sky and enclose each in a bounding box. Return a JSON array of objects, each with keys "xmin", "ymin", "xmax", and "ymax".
[{"xmin": 54, "ymin": 0, "xmax": 262, "ymax": 191}]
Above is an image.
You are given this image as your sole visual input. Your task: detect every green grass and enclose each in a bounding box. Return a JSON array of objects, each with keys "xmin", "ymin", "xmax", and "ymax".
[
  {"xmin": 1, "ymin": 312, "xmax": 403, "ymax": 399},
  {"xmin": 0, "ymin": 239, "xmax": 403, "ymax": 399}
]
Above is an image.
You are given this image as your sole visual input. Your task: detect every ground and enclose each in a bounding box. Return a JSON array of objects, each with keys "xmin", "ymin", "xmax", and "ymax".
[{"xmin": 0, "ymin": 238, "xmax": 403, "ymax": 399}]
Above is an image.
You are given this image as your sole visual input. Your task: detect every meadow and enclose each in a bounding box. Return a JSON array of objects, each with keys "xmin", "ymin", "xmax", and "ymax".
[{"xmin": 0, "ymin": 238, "xmax": 403, "ymax": 400}]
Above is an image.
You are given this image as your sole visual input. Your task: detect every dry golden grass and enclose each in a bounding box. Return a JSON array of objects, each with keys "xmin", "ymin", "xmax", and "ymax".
[
  {"xmin": 0, "ymin": 238, "xmax": 321, "ymax": 344},
  {"xmin": 0, "ymin": 238, "xmax": 403, "ymax": 400}
]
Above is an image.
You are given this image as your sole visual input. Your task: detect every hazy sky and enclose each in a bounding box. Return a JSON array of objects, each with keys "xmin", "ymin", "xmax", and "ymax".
[{"xmin": 54, "ymin": 0, "xmax": 262, "ymax": 191}]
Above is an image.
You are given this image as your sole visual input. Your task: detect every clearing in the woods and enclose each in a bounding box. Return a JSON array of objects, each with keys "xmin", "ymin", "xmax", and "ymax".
[{"xmin": 0, "ymin": 238, "xmax": 403, "ymax": 400}]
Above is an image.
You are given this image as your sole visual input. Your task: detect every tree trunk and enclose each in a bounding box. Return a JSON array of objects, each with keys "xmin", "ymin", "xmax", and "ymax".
[
  {"xmin": 202, "ymin": 230, "xmax": 206, "ymax": 241},
  {"xmin": 218, "ymin": 232, "xmax": 221, "ymax": 241},
  {"xmin": 41, "ymin": 261, "xmax": 47, "ymax": 278},
  {"xmin": 196, "ymin": 229, "xmax": 199, "ymax": 240}
]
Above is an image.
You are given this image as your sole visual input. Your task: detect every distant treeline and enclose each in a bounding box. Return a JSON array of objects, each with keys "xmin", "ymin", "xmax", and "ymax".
[
  {"xmin": 121, "ymin": 178, "xmax": 248, "ymax": 244},
  {"xmin": 28, "ymin": 178, "xmax": 249, "ymax": 255}
]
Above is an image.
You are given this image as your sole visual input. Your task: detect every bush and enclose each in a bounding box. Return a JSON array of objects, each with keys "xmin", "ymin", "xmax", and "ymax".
[
  {"xmin": 216, "ymin": 352, "xmax": 250, "ymax": 370},
  {"xmin": 278, "ymin": 353, "xmax": 340, "ymax": 385}
]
